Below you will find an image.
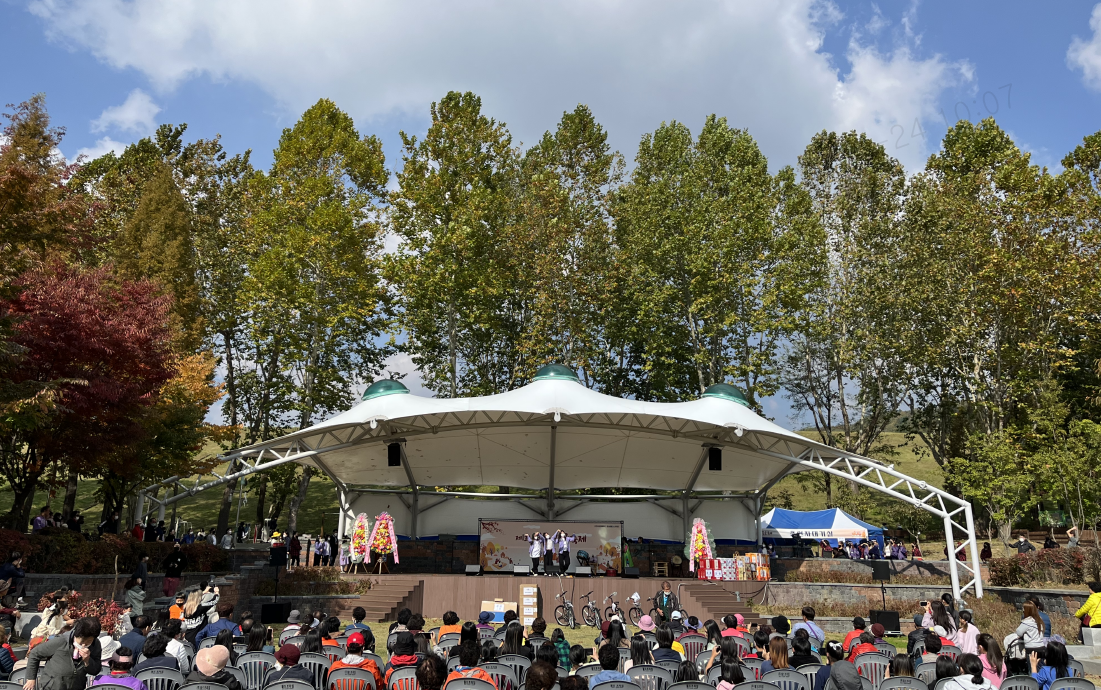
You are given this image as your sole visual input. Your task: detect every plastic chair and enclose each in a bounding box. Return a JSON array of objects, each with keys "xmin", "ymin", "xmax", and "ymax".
[
  {"xmin": 493, "ymin": 629, "xmax": 508, "ymax": 642},
  {"xmin": 1049, "ymin": 680, "xmax": 1095, "ymax": 690},
  {"xmin": 1001, "ymin": 677, "xmax": 1040, "ymax": 690},
  {"xmin": 387, "ymin": 633, "xmax": 400, "ymax": 653},
  {"xmin": 667, "ymin": 683, "xmax": 711, "ymax": 690},
  {"xmin": 447, "ymin": 658, "xmax": 463, "ymax": 672},
  {"xmin": 180, "ymin": 683, "xmax": 230, "ymax": 690},
  {"xmin": 679, "ymin": 636, "xmax": 707, "ymax": 663},
  {"xmin": 874, "ymin": 643, "xmax": 897, "ymax": 657},
  {"xmin": 694, "ymin": 651, "xmax": 712, "ymax": 673},
  {"xmin": 388, "ymin": 666, "xmax": 420, "ymax": 690},
  {"xmin": 655, "ymin": 660, "xmax": 681, "ymax": 674},
  {"xmin": 762, "ymin": 669, "xmax": 810, "ymax": 690},
  {"xmin": 574, "ymin": 664, "xmax": 602, "ymax": 680},
  {"xmin": 706, "ymin": 666, "xmax": 722, "ymax": 685},
  {"xmin": 939, "ymin": 646, "xmax": 961, "ymax": 662},
  {"xmin": 199, "ymin": 638, "xmax": 217, "ymax": 650},
  {"xmin": 325, "ymin": 647, "xmax": 346, "ymax": 664},
  {"xmin": 528, "ymin": 638, "xmax": 548, "ymax": 653},
  {"xmin": 627, "ymin": 664, "xmax": 674, "ymax": 690},
  {"xmin": 478, "ymin": 629, "xmax": 495, "ymax": 642},
  {"xmin": 437, "ymin": 640, "xmax": 459, "ymax": 656},
  {"xmin": 427, "ymin": 628, "xmax": 441, "ymax": 642},
  {"xmin": 915, "ymin": 662, "xmax": 938, "ymax": 686},
  {"xmin": 327, "ymin": 666, "xmax": 378, "ymax": 690},
  {"xmin": 0, "ymin": 682, "xmax": 24, "ymax": 690},
  {"xmin": 235, "ymin": 644, "xmax": 249, "ymax": 655},
  {"xmin": 591, "ymin": 682, "xmax": 643, "ymax": 690},
  {"xmin": 852, "ymin": 653, "xmax": 890, "ymax": 689},
  {"xmin": 443, "ymin": 679, "xmax": 497, "ymax": 690},
  {"xmin": 238, "ymin": 652, "xmax": 277, "ymax": 690},
  {"xmin": 439, "ymin": 633, "xmax": 461, "ymax": 645},
  {"xmin": 933, "ymin": 680, "xmax": 954, "ymax": 690},
  {"xmin": 363, "ymin": 654, "xmax": 384, "ymax": 670},
  {"xmin": 823, "ymin": 679, "xmax": 871, "ymax": 690},
  {"xmin": 556, "ymin": 667, "xmax": 569, "ymax": 680},
  {"xmin": 879, "ymin": 678, "xmax": 927, "ymax": 690},
  {"xmin": 496, "ymin": 655, "xmax": 532, "ymax": 685},
  {"xmin": 265, "ymin": 681, "xmax": 315, "ymax": 690},
  {"xmin": 279, "ymin": 628, "xmax": 301, "ymax": 645},
  {"xmin": 741, "ymin": 659, "xmax": 765, "ymax": 681},
  {"xmin": 135, "ymin": 667, "xmax": 186, "ymax": 690},
  {"xmin": 618, "ymin": 648, "xmax": 632, "ymax": 672},
  {"xmin": 478, "ymin": 662, "xmax": 520, "ymax": 690},
  {"xmin": 284, "ymin": 637, "xmax": 306, "ymax": 649},
  {"xmin": 299, "ymin": 653, "xmax": 333, "ymax": 689},
  {"xmin": 730, "ymin": 683, "xmax": 782, "ymax": 690},
  {"xmin": 732, "ymin": 638, "xmax": 751, "ymax": 658},
  {"xmin": 795, "ymin": 664, "xmax": 823, "ymax": 690},
  {"xmin": 642, "ymin": 633, "xmax": 658, "ymax": 650},
  {"xmin": 91, "ymin": 685, "xmax": 139, "ymax": 690},
  {"xmin": 1070, "ymin": 661, "xmax": 1085, "ymax": 678},
  {"xmin": 222, "ymin": 666, "xmax": 246, "ymax": 690}
]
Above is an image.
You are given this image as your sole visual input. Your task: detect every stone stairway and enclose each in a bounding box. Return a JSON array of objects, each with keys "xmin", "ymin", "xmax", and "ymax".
[
  {"xmin": 331, "ymin": 577, "xmax": 423, "ymax": 622},
  {"xmin": 678, "ymin": 581, "xmax": 766, "ymax": 626}
]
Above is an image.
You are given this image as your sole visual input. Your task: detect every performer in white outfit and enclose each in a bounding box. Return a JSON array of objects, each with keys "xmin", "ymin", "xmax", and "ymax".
[
  {"xmin": 554, "ymin": 530, "xmax": 577, "ymax": 573},
  {"xmin": 523, "ymin": 532, "xmax": 545, "ymax": 574}
]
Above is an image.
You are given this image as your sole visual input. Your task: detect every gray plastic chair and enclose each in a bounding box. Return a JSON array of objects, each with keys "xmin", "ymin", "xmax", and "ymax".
[
  {"xmin": 655, "ymin": 660, "xmax": 681, "ymax": 674},
  {"xmin": 447, "ymin": 658, "xmax": 463, "ymax": 672},
  {"xmin": 667, "ymin": 683, "xmax": 711, "ymax": 690},
  {"xmin": 915, "ymin": 662, "xmax": 938, "ymax": 686},
  {"xmin": 795, "ymin": 664, "xmax": 823, "ymax": 690},
  {"xmin": 496, "ymin": 655, "xmax": 532, "ymax": 685},
  {"xmin": 265, "ymin": 681, "xmax": 314, "ymax": 690},
  {"xmin": 91, "ymin": 685, "xmax": 139, "ymax": 690},
  {"xmin": 626, "ymin": 664, "xmax": 673, "ymax": 690},
  {"xmin": 299, "ymin": 653, "xmax": 332, "ymax": 689},
  {"xmin": 729, "ymin": 682, "xmax": 781, "ymax": 690},
  {"xmin": 283, "ymin": 637, "xmax": 306, "ymax": 649},
  {"xmin": 198, "ymin": 638, "xmax": 217, "ymax": 650},
  {"xmin": 387, "ymin": 666, "xmax": 420, "ymax": 690},
  {"xmin": 444, "ymin": 680, "xmax": 497, "ymax": 690},
  {"xmin": 1070, "ymin": 661, "xmax": 1085, "ymax": 678},
  {"xmin": 1049, "ymin": 680, "xmax": 1095, "ymax": 690},
  {"xmin": 8, "ymin": 669, "xmax": 27, "ymax": 684},
  {"xmin": 0, "ymin": 682, "xmax": 24, "ymax": 690},
  {"xmin": 180, "ymin": 683, "xmax": 230, "ymax": 690},
  {"xmin": 222, "ymin": 666, "xmax": 246, "ymax": 689},
  {"xmin": 679, "ymin": 636, "xmax": 707, "ymax": 663},
  {"xmin": 1001, "ymin": 677, "xmax": 1040, "ymax": 690},
  {"xmin": 478, "ymin": 662, "xmax": 520, "ymax": 690},
  {"xmin": 327, "ymin": 666, "xmax": 378, "ymax": 690},
  {"xmin": 939, "ymin": 646, "xmax": 961, "ymax": 662},
  {"xmin": 879, "ymin": 679, "xmax": 927, "ymax": 690},
  {"xmin": 135, "ymin": 667, "xmax": 185, "ymax": 690},
  {"xmin": 574, "ymin": 665, "xmax": 602, "ymax": 680},
  {"xmin": 762, "ymin": 669, "xmax": 810, "ymax": 690},
  {"xmin": 851, "ymin": 653, "xmax": 890, "ymax": 690},
  {"xmin": 238, "ymin": 652, "xmax": 277, "ymax": 690},
  {"xmin": 874, "ymin": 643, "xmax": 897, "ymax": 657},
  {"xmin": 741, "ymin": 659, "xmax": 765, "ymax": 682},
  {"xmin": 591, "ymin": 682, "xmax": 643, "ymax": 690}
]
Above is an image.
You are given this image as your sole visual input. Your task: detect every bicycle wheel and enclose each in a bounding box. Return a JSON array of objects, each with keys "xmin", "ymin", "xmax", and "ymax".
[
  {"xmin": 628, "ymin": 606, "xmax": 642, "ymax": 626},
  {"xmin": 555, "ymin": 605, "xmax": 571, "ymax": 627},
  {"xmin": 604, "ymin": 606, "xmax": 616, "ymax": 621},
  {"xmin": 583, "ymin": 605, "xmax": 599, "ymax": 627}
]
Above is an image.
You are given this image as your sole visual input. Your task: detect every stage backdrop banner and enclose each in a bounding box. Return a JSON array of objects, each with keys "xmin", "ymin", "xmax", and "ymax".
[{"xmin": 479, "ymin": 519, "xmax": 623, "ymax": 572}]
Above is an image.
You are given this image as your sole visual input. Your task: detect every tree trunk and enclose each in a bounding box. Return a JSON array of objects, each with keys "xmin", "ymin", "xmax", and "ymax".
[
  {"xmin": 268, "ymin": 494, "xmax": 287, "ymax": 526},
  {"xmin": 216, "ymin": 459, "xmax": 240, "ymax": 538},
  {"xmin": 62, "ymin": 471, "xmax": 79, "ymax": 519},
  {"xmin": 287, "ymin": 467, "xmax": 313, "ymax": 535},
  {"xmin": 255, "ymin": 474, "xmax": 268, "ymax": 525}
]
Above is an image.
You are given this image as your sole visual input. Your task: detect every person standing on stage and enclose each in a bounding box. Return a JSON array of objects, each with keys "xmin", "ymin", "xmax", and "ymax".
[
  {"xmin": 524, "ymin": 533, "xmax": 545, "ymax": 574},
  {"xmin": 542, "ymin": 532, "xmax": 555, "ymax": 573},
  {"xmin": 555, "ymin": 530, "xmax": 577, "ymax": 573}
]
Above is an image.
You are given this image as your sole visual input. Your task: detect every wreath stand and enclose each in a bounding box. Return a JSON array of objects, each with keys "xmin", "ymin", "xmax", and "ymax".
[{"xmin": 370, "ymin": 552, "xmax": 391, "ymax": 574}]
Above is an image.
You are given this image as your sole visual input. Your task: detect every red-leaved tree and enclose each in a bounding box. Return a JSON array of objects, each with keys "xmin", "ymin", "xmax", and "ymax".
[{"xmin": 0, "ymin": 263, "xmax": 174, "ymax": 528}]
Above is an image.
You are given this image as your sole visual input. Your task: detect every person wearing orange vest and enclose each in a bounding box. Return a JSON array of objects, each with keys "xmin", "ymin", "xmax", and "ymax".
[
  {"xmin": 445, "ymin": 641, "xmax": 497, "ymax": 689},
  {"xmin": 328, "ymin": 632, "xmax": 383, "ymax": 689}
]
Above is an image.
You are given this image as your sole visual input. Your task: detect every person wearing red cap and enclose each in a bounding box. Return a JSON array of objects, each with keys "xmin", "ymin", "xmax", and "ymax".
[{"xmin": 328, "ymin": 632, "xmax": 384, "ymax": 689}]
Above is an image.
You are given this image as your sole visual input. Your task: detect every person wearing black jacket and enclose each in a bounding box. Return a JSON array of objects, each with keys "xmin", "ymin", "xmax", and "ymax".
[{"xmin": 161, "ymin": 544, "xmax": 187, "ymax": 598}]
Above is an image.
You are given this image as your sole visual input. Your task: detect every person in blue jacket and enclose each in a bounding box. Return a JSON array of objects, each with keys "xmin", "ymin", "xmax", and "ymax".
[
  {"xmin": 1030, "ymin": 641, "xmax": 1073, "ymax": 690},
  {"xmin": 194, "ymin": 603, "xmax": 241, "ymax": 643}
]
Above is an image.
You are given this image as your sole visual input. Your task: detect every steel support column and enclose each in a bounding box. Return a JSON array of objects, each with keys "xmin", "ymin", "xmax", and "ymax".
[
  {"xmin": 397, "ymin": 442, "xmax": 419, "ymax": 540},
  {"xmin": 548, "ymin": 425, "xmax": 557, "ymax": 521}
]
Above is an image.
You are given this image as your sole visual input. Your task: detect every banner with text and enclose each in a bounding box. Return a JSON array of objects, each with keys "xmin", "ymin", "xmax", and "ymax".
[{"xmin": 479, "ymin": 519, "xmax": 623, "ymax": 572}]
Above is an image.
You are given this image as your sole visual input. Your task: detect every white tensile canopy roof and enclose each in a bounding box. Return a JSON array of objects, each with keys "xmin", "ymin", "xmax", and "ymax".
[
  {"xmin": 243, "ymin": 365, "xmax": 810, "ymax": 493},
  {"xmin": 198, "ymin": 365, "xmax": 983, "ymax": 598}
]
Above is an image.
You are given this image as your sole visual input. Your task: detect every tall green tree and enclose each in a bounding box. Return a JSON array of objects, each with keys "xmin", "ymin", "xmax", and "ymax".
[
  {"xmin": 611, "ymin": 116, "xmax": 818, "ymax": 405},
  {"xmin": 241, "ymin": 98, "xmax": 391, "ymax": 535},
  {"xmin": 388, "ymin": 91, "xmax": 521, "ymax": 396}
]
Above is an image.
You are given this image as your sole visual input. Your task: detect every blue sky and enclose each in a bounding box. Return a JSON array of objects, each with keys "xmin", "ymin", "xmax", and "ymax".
[{"xmin": 4, "ymin": 0, "xmax": 1101, "ymax": 424}]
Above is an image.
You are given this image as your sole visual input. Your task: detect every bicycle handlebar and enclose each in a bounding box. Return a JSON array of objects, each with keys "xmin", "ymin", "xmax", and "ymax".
[{"xmin": 582, "ymin": 591, "xmax": 594, "ymax": 599}]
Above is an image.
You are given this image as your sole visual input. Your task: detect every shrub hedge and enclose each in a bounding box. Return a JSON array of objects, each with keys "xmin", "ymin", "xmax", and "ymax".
[
  {"xmin": 988, "ymin": 547, "xmax": 1101, "ymax": 587},
  {"xmin": 0, "ymin": 527, "xmax": 229, "ymax": 575}
]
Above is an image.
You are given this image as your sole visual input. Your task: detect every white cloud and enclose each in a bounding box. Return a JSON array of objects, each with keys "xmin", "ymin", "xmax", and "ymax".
[
  {"xmin": 75, "ymin": 135, "xmax": 127, "ymax": 160},
  {"xmin": 90, "ymin": 88, "xmax": 161, "ymax": 135},
  {"xmin": 29, "ymin": 0, "xmax": 966, "ymax": 170},
  {"xmin": 1068, "ymin": 3, "xmax": 1101, "ymax": 92}
]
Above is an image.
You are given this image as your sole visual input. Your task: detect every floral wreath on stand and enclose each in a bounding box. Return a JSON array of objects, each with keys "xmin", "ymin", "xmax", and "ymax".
[
  {"xmin": 685, "ymin": 517, "xmax": 716, "ymax": 572},
  {"xmin": 367, "ymin": 511, "xmax": 400, "ymax": 563},
  {"xmin": 350, "ymin": 513, "xmax": 370, "ymax": 564}
]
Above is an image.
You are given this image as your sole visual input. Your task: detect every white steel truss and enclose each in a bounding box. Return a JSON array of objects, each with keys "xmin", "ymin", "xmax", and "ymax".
[{"xmin": 142, "ymin": 416, "xmax": 983, "ymax": 601}]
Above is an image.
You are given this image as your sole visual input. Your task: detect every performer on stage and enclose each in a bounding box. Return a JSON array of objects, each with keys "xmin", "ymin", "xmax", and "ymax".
[
  {"xmin": 523, "ymin": 532, "xmax": 545, "ymax": 574},
  {"xmin": 542, "ymin": 532, "xmax": 554, "ymax": 574},
  {"xmin": 554, "ymin": 530, "xmax": 576, "ymax": 573}
]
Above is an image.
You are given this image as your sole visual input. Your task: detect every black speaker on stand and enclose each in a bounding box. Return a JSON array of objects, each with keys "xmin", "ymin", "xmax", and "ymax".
[{"xmin": 871, "ymin": 559, "xmax": 891, "ymax": 610}]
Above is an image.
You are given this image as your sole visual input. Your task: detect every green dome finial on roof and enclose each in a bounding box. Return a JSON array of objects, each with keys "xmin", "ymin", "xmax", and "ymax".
[
  {"xmin": 362, "ymin": 379, "xmax": 410, "ymax": 400},
  {"xmin": 533, "ymin": 364, "xmax": 581, "ymax": 383},
  {"xmin": 702, "ymin": 382, "xmax": 750, "ymax": 407}
]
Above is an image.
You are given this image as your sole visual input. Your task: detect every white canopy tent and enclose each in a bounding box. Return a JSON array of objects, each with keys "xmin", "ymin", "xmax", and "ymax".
[{"xmin": 142, "ymin": 365, "xmax": 984, "ymax": 599}]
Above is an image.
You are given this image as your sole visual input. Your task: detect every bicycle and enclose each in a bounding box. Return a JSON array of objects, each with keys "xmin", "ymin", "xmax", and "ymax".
[
  {"xmin": 553, "ymin": 576, "xmax": 577, "ymax": 629},
  {"xmin": 627, "ymin": 595, "xmax": 644, "ymax": 625},
  {"xmin": 604, "ymin": 592, "xmax": 624, "ymax": 622},
  {"xmin": 580, "ymin": 590, "xmax": 602, "ymax": 627}
]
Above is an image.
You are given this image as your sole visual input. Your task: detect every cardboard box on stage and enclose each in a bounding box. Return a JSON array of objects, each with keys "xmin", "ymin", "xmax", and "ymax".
[{"xmin": 481, "ymin": 598, "xmax": 518, "ymax": 623}]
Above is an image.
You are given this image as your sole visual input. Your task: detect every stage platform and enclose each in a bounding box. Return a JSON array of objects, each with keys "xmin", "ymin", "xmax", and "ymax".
[{"xmin": 332, "ymin": 573, "xmax": 769, "ymax": 625}]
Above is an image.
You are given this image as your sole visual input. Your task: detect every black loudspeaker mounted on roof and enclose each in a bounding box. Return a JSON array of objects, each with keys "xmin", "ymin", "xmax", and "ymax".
[
  {"xmin": 388, "ymin": 442, "xmax": 401, "ymax": 467},
  {"xmin": 260, "ymin": 602, "xmax": 292, "ymax": 625},
  {"xmin": 870, "ymin": 609, "xmax": 901, "ymax": 634},
  {"xmin": 465, "ymin": 564, "xmax": 483, "ymax": 576},
  {"xmin": 708, "ymin": 447, "xmax": 722, "ymax": 471},
  {"xmin": 622, "ymin": 567, "xmax": 640, "ymax": 578}
]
